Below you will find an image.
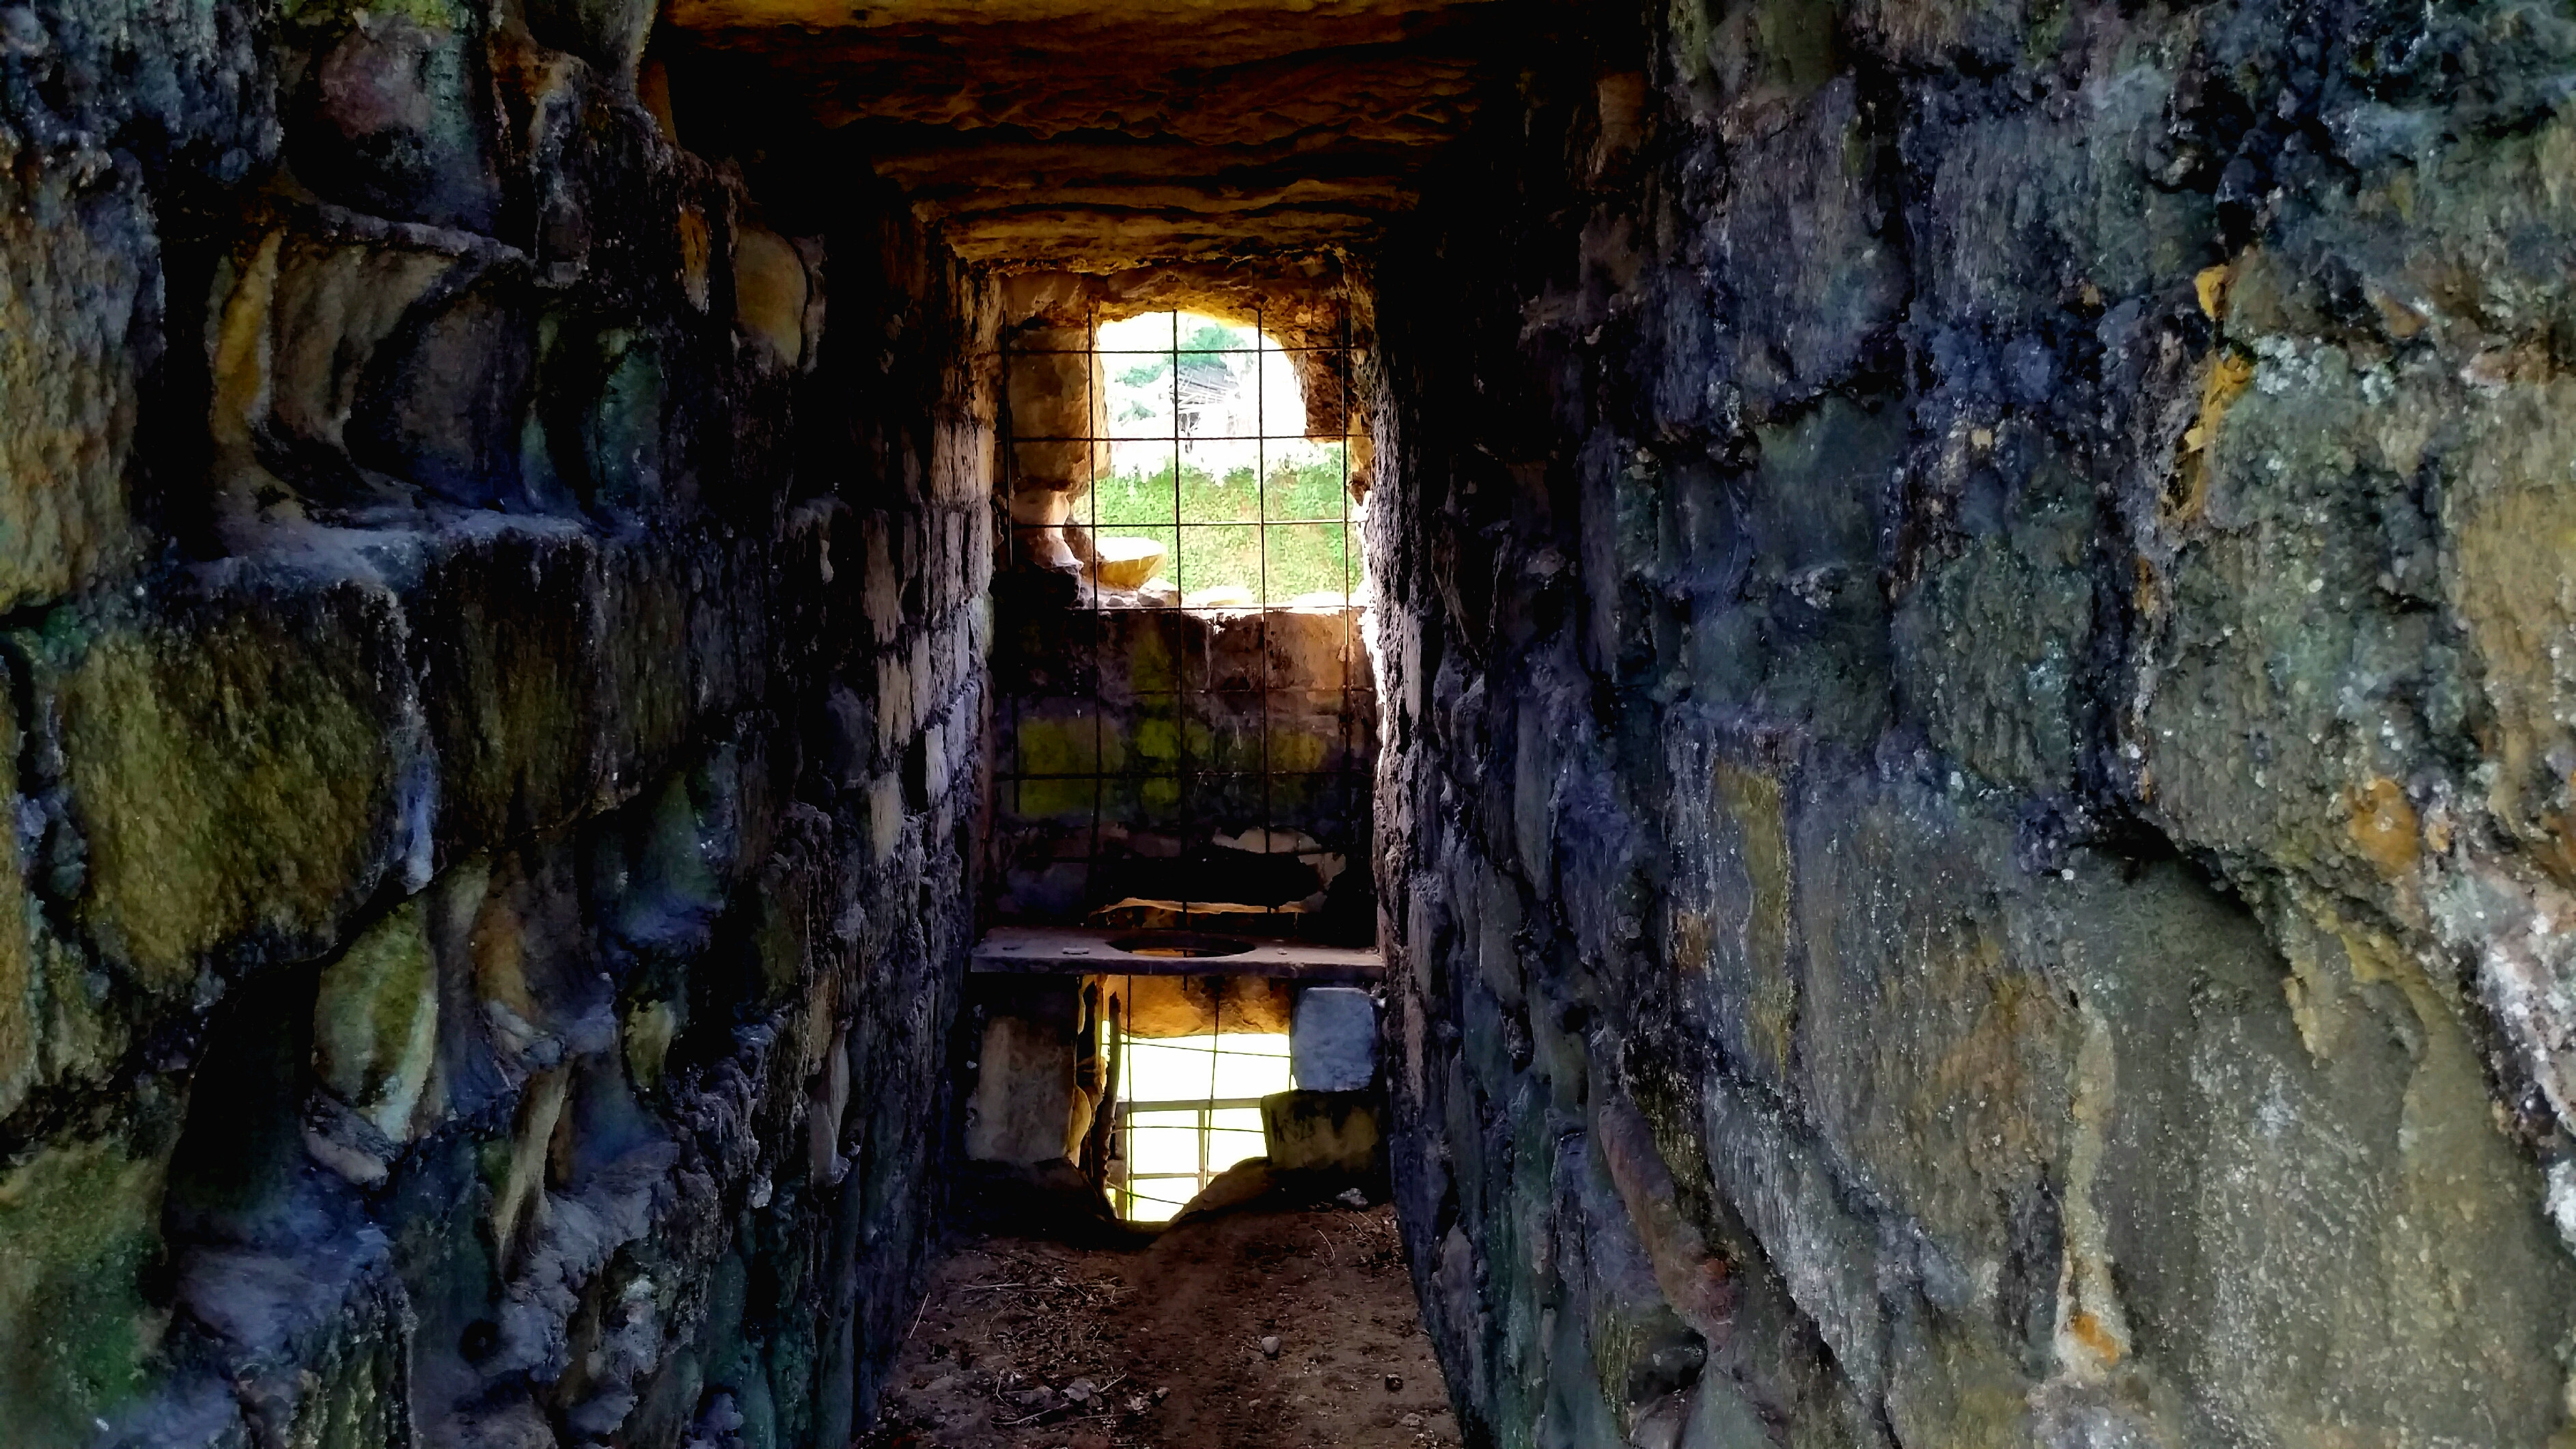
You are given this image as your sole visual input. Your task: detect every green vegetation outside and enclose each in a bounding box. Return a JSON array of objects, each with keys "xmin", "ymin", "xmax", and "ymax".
[{"xmin": 1085, "ymin": 448, "xmax": 1356, "ymax": 602}]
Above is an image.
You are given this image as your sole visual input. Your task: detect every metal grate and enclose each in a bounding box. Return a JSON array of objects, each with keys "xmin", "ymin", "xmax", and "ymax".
[
  {"xmin": 1100, "ymin": 980, "xmax": 1290, "ymax": 1223},
  {"xmin": 990, "ymin": 305, "xmax": 1374, "ymax": 935},
  {"xmin": 1002, "ymin": 305, "xmax": 1361, "ymax": 608}
]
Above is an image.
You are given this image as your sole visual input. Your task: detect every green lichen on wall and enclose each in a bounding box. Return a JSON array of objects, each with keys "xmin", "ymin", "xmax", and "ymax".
[
  {"xmin": 42, "ymin": 596, "xmax": 402, "ymax": 989},
  {"xmin": 0, "ymin": 1135, "xmax": 174, "ymax": 1446},
  {"xmin": 313, "ymin": 898, "xmax": 439, "ymax": 1139},
  {"xmin": 988, "ymin": 586, "xmax": 1377, "ymax": 923}
]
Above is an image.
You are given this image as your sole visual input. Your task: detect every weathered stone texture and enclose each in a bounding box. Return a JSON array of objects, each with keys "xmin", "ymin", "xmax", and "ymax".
[
  {"xmin": 1376, "ymin": 4, "xmax": 2576, "ymax": 1448},
  {"xmin": 12, "ymin": 0, "xmax": 2576, "ymax": 1444},
  {"xmin": 0, "ymin": 171, "xmax": 150, "ymax": 612},
  {"xmin": 0, "ymin": 0, "xmax": 995, "ymax": 1439},
  {"xmin": 987, "ymin": 582, "xmax": 1377, "ymax": 928},
  {"xmin": 663, "ymin": 0, "xmax": 1504, "ymax": 268}
]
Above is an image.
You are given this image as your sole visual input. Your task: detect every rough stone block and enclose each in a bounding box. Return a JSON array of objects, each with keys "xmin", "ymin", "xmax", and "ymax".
[
  {"xmin": 733, "ymin": 224, "xmax": 810, "ymax": 369},
  {"xmin": 866, "ymin": 774, "xmax": 905, "ymax": 859},
  {"xmin": 592, "ymin": 534, "xmax": 754, "ymax": 787},
  {"xmin": 1916, "ymin": 66, "xmax": 2208, "ymax": 322},
  {"xmin": 207, "ymin": 223, "xmax": 461, "ymax": 514},
  {"xmin": 1291, "ymin": 985, "xmax": 1376, "ymax": 1091},
  {"xmin": 407, "ymin": 527, "xmax": 610, "ymax": 844},
  {"xmin": 965, "ymin": 1013, "xmax": 1078, "ymax": 1165},
  {"xmin": 1705, "ymin": 79, "xmax": 1908, "ymax": 411},
  {"xmin": 1002, "ymin": 331, "xmax": 1111, "ymax": 528},
  {"xmin": 348, "ymin": 276, "xmax": 539, "ymax": 509},
  {"xmin": 176, "ymin": 1237, "xmax": 416, "ymax": 1449},
  {"xmin": 0, "ymin": 165, "xmax": 146, "ymax": 613},
  {"xmin": 36, "ymin": 580, "xmax": 413, "ymax": 990},
  {"xmin": 459, "ymin": 844, "xmax": 610, "ymax": 1090},
  {"xmin": 1122, "ymin": 974, "xmax": 1292, "ymax": 1038},
  {"xmin": 875, "ymin": 654, "xmax": 914, "ymax": 754},
  {"xmin": 1260, "ymin": 1088, "xmax": 1380, "ymax": 1178},
  {"xmin": 286, "ymin": 7, "xmax": 503, "ymax": 233},
  {"xmin": 1889, "ymin": 458, "xmax": 2091, "ymax": 796},
  {"xmin": 562, "ymin": 327, "xmax": 671, "ymax": 511},
  {"xmin": 823, "ymin": 687, "xmax": 871, "ymax": 786},
  {"xmin": 312, "ymin": 897, "xmax": 439, "ymax": 1141}
]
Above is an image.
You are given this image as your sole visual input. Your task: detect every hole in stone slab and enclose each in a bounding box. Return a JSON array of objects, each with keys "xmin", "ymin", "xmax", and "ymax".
[{"xmin": 1108, "ymin": 933, "xmax": 1254, "ymax": 959}]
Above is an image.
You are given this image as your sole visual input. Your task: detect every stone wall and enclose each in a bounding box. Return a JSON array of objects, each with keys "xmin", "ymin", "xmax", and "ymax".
[
  {"xmin": 988, "ymin": 579, "xmax": 1377, "ymax": 930},
  {"xmin": 0, "ymin": 1, "xmax": 993, "ymax": 1444},
  {"xmin": 1374, "ymin": 3, "xmax": 2576, "ymax": 1447}
]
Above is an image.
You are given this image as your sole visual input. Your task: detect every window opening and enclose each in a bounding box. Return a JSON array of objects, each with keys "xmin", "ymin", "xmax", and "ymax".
[
  {"xmin": 993, "ymin": 304, "xmax": 1374, "ymax": 939},
  {"xmin": 1102, "ymin": 977, "xmax": 1294, "ymax": 1224},
  {"xmin": 1014, "ymin": 308, "xmax": 1363, "ymax": 609}
]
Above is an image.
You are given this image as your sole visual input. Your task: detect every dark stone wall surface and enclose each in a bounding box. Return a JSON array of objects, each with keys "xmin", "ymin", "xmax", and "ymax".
[
  {"xmin": 1372, "ymin": 3, "xmax": 2576, "ymax": 1446},
  {"xmin": 0, "ymin": 0, "xmax": 994, "ymax": 1444}
]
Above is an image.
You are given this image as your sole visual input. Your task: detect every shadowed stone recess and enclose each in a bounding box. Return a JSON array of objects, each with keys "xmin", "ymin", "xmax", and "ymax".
[{"xmin": 663, "ymin": 0, "xmax": 1504, "ymax": 270}]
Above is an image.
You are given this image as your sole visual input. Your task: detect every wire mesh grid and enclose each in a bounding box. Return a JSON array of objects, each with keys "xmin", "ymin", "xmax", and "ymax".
[
  {"xmin": 990, "ymin": 303, "xmax": 1372, "ymax": 935},
  {"xmin": 1102, "ymin": 976, "xmax": 1290, "ymax": 1222}
]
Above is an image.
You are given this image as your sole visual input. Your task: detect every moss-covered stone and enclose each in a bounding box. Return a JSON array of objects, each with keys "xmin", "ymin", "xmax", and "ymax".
[
  {"xmin": 314, "ymin": 896, "xmax": 439, "ymax": 1140},
  {"xmin": 0, "ymin": 166, "xmax": 147, "ymax": 614},
  {"xmin": 39, "ymin": 586, "xmax": 406, "ymax": 989},
  {"xmin": 0, "ymin": 1134, "xmax": 174, "ymax": 1447}
]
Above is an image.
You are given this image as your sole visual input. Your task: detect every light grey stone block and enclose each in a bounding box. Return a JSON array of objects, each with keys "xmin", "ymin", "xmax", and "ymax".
[
  {"xmin": 965, "ymin": 1015, "xmax": 1078, "ymax": 1165},
  {"xmin": 1292, "ymin": 986, "xmax": 1377, "ymax": 1092}
]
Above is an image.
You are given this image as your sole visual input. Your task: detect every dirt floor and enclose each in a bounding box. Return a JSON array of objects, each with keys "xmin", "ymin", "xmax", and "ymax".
[{"xmin": 860, "ymin": 1203, "xmax": 1464, "ymax": 1449}]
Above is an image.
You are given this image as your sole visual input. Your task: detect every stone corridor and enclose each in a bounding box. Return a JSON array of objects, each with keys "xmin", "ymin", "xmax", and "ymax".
[{"xmin": 7, "ymin": 1, "xmax": 2576, "ymax": 1447}]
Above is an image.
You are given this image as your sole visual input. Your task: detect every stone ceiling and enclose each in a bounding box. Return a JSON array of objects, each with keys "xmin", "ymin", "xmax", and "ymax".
[{"xmin": 660, "ymin": 0, "xmax": 1505, "ymax": 272}]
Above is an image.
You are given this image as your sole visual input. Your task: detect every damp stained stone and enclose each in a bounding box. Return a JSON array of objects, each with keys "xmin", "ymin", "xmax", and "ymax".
[{"xmin": 4, "ymin": 1, "xmax": 2576, "ymax": 1446}]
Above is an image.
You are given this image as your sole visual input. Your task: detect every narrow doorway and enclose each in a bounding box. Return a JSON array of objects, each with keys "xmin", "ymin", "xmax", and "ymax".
[{"xmin": 894, "ymin": 288, "xmax": 1447, "ymax": 1448}]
